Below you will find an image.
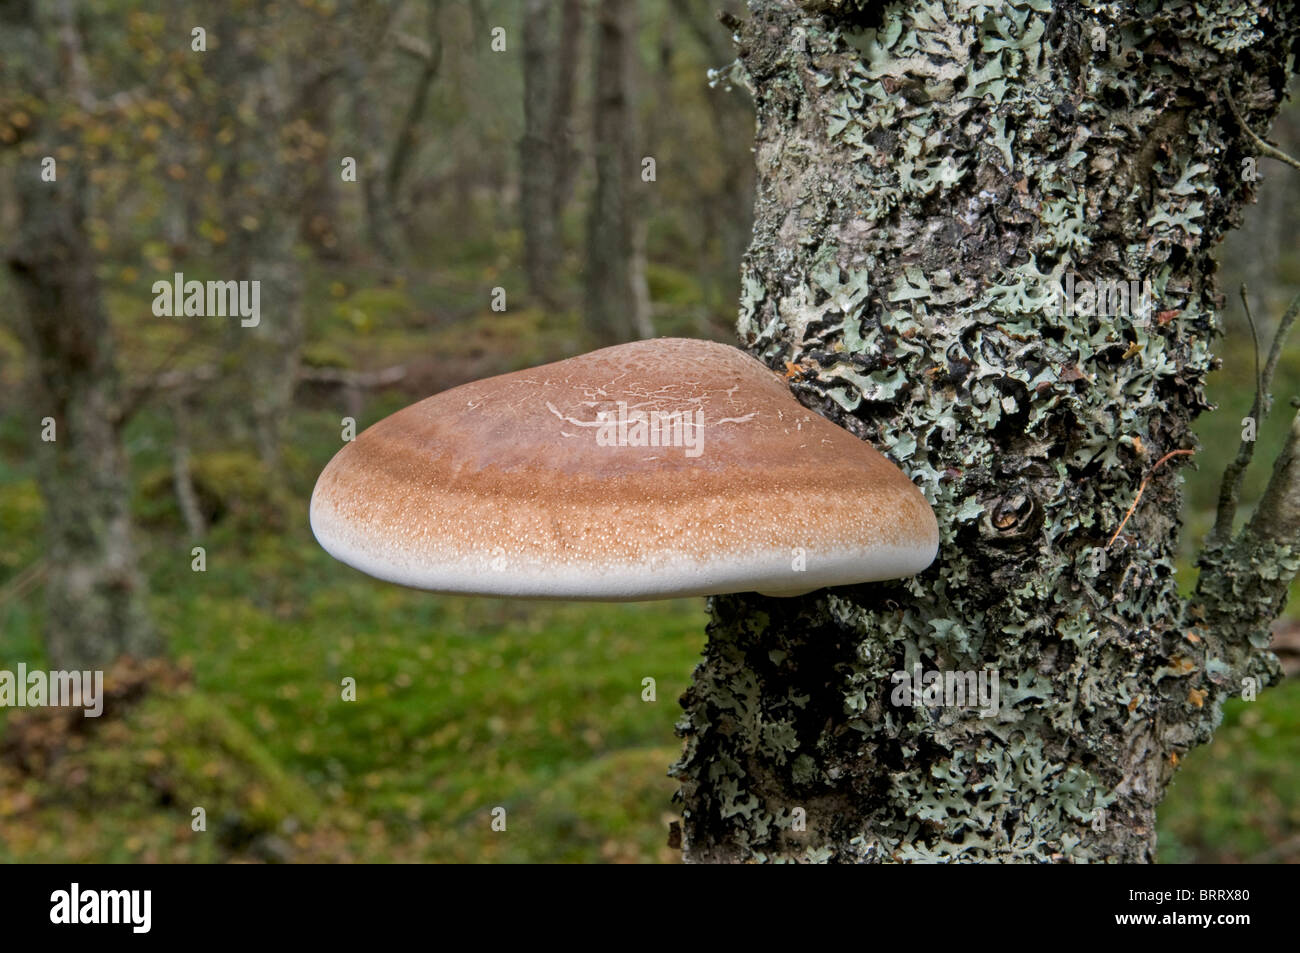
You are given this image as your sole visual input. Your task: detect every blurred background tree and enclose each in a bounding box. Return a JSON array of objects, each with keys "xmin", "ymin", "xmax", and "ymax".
[{"xmin": 0, "ymin": 0, "xmax": 1294, "ymax": 863}]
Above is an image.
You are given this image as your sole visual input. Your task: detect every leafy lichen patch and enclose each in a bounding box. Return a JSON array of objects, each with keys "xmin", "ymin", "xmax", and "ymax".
[{"xmin": 675, "ymin": 0, "xmax": 1297, "ymax": 862}]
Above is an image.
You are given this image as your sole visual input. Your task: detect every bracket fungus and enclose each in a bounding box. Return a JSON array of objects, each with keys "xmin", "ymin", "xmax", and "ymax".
[{"xmin": 310, "ymin": 337, "xmax": 938, "ymax": 599}]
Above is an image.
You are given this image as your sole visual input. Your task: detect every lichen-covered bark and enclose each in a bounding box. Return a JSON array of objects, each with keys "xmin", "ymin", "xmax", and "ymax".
[
  {"xmin": 3, "ymin": 4, "xmax": 160, "ymax": 670},
  {"xmin": 673, "ymin": 0, "xmax": 1300, "ymax": 862}
]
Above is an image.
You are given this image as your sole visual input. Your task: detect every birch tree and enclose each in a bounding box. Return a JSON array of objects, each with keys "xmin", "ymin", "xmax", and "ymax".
[
  {"xmin": 673, "ymin": 0, "xmax": 1300, "ymax": 863},
  {"xmin": 586, "ymin": 0, "xmax": 654, "ymax": 345},
  {"xmin": 1, "ymin": 2, "xmax": 160, "ymax": 668},
  {"xmin": 521, "ymin": 0, "xmax": 583, "ymax": 307}
]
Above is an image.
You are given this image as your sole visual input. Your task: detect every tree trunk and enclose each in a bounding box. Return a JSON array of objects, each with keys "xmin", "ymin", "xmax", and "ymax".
[
  {"xmin": 670, "ymin": 0, "xmax": 755, "ymax": 328},
  {"xmin": 383, "ymin": 5, "xmax": 443, "ymax": 234},
  {"xmin": 522, "ymin": 0, "xmax": 585, "ymax": 308},
  {"xmin": 521, "ymin": 0, "xmax": 562, "ymax": 305},
  {"xmin": 342, "ymin": 0, "xmax": 406, "ymax": 261},
  {"xmin": 673, "ymin": 0, "xmax": 1300, "ymax": 863},
  {"xmin": 349, "ymin": 60, "xmax": 399, "ymax": 261},
  {"xmin": 297, "ymin": 70, "xmax": 344, "ymax": 258},
  {"xmin": 2, "ymin": 6, "xmax": 160, "ymax": 669},
  {"xmin": 216, "ymin": 23, "xmax": 309, "ymax": 481},
  {"xmin": 551, "ymin": 0, "xmax": 584, "ymax": 228},
  {"xmin": 584, "ymin": 0, "xmax": 651, "ymax": 345},
  {"xmin": 239, "ymin": 230, "xmax": 306, "ymax": 481}
]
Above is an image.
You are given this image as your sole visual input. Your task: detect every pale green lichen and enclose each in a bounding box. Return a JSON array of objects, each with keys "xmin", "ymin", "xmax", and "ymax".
[{"xmin": 674, "ymin": 0, "xmax": 1295, "ymax": 863}]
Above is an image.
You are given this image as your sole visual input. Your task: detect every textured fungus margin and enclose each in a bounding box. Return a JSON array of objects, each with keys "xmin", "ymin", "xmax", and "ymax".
[{"xmin": 672, "ymin": 0, "xmax": 1300, "ymax": 862}]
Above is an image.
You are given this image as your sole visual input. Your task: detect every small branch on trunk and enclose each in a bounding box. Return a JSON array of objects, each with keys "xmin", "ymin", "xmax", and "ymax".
[
  {"xmin": 1223, "ymin": 83, "xmax": 1300, "ymax": 172},
  {"xmin": 1189, "ymin": 406, "xmax": 1300, "ymax": 673},
  {"xmin": 1244, "ymin": 404, "xmax": 1300, "ymax": 549},
  {"xmin": 1192, "ymin": 289, "xmax": 1300, "ymax": 666},
  {"xmin": 1258, "ymin": 293, "xmax": 1300, "ymax": 413},
  {"xmin": 1210, "ymin": 290, "xmax": 1300, "ymax": 541}
]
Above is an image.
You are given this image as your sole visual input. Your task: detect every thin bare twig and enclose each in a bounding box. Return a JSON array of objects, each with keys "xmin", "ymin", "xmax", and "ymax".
[
  {"xmin": 1109, "ymin": 449, "xmax": 1196, "ymax": 548},
  {"xmin": 1223, "ymin": 84, "xmax": 1300, "ymax": 173},
  {"xmin": 0, "ymin": 559, "xmax": 48, "ymax": 608},
  {"xmin": 1260, "ymin": 292, "xmax": 1300, "ymax": 413},
  {"xmin": 1244, "ymin": 285, "xmax": 1263, "ymax": 409}
]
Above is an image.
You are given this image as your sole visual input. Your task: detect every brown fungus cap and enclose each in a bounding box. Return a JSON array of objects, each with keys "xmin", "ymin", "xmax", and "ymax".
[{"xmin": 310, "ymin": 337, "xmax": 938, "ymax": 599}]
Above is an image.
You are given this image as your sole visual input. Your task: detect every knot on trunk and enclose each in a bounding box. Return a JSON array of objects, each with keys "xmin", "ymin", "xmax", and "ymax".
[{"xmin": 979, "ymin": 490, "xmax": 1040, "ymax": 543}]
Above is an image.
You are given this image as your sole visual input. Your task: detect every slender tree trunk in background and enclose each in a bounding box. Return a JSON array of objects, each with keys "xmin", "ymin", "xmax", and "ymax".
[
  {"xmin": 674, "ymin": 0, "xmax": 1300, "ymax": 863},
  {"xmin": 237, "ymin": 216, "xmax": 305, "ymax": 482},
  {"xmin": 522, "ymin": 0, "xmax": 584, "ymax": 308},
  {"xmin": 585, "ymin": 0, "xmax": 651, "ymax": 345},
  {"xmin": 342, "ymin": 0, "xmax": 405, "ymax": 261},
  {"xmin": 7, "ymin": 174, "xmax": 161, "ymax": 670},
  {"xmin": 630, "ymin": 217, "xmax": 655, "ymax": 338},
  {"xmin": 384, "ymin": 4, "xmax": 443, "ymax": 241},
  {"xmin": 221, "ymin": 42, "xmax": 307, "ymax": 481},
  {"xmin": 626, "ymin": 3, "xmax": 654, "ymax": 341},
  {"xmin": 551, "ymin": 0, "xmax": 584, "ymax": 226},
  {"xmin": 298, "ymin": 72, "xmax": 343, "ymax": 258},
  {"xmin": 670, "ymin": 0, "xmax": 755, "ymax": 327},
  {"xmin": 521, "ymin": 0, "xmax": 561, "ymax": 305},
  {"xmin": 1, "ymin": 9, "xmax": 160, "ymax": 669},
  {"xmin": 350, "ymin": 64, "xmax": 398, "ymax": 261}
]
